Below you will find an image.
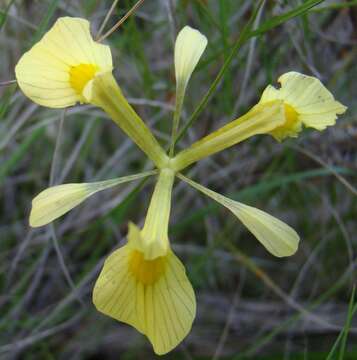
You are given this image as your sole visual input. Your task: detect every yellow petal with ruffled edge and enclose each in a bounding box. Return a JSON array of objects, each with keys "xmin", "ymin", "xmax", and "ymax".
[
  {"xmin": 178, "ymin": 174, "xmax": 299, "ymax": 257},
  {"xmin": 29, "ymin": 171, "xmax": 155, "ymax": 227},
  {"xmin": 174, "ymin": 26, "xmax": 207, "ymax": 91},
  {"xmin": 260, "ymin": 72, "xmax": 347, "ymax": 141},
  {"xmin": 93, "ymin": 234, "xmax": 196, "ymax": 355},
  {"xmin": 15, "ymin": 17, "xmax": 112, "ymax": 108}
]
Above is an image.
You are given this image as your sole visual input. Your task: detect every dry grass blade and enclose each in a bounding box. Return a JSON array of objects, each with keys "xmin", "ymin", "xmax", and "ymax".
[
  {"xmin": 96, "ymin": 0, "xmax": 120, "ymax": 40},
  {"xmin": 291, "ymin": 144, "xmax": 357, "ymax": 196},
  {"xmin": 0, "ymin": 79, "xmax": 16, "ymax": 86},
  {"xmin": 96, "ymin": 0, "xmax": 145, "ymax": 42}
]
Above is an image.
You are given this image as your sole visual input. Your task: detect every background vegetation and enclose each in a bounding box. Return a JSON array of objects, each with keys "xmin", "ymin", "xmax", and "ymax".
[{"xmin": 0, "ymin": 0, "xmax": 356, "ymax": 359}]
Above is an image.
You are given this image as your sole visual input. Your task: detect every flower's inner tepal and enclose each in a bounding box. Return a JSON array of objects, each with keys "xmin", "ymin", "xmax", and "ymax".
[
  {"xmin": 129, "ymin": 250, "xmax": 167, "ymax": 285},
  {"xmin": 270, "ymin": 103, "xmax": 300, "ymax": 140},
  {"xmin": 69, "ymin": 63, "xmax": 99, "ymax": 95}
]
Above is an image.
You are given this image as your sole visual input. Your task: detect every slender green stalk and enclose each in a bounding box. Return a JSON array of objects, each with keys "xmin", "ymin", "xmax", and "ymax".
[
  {"xmin": 91, "ymin": 170, "xmax": 158, "ymax": 192},
  {"xmin": 338, "ymin": 287, "xmax": 356, "ymax": 360},
  {"xmin": 169, "ymin": 82, "xmax": 185, "ymax": 156},
  {"xmin": 311, "ymin": 0, "xmax": 357, "ymax": 12}
]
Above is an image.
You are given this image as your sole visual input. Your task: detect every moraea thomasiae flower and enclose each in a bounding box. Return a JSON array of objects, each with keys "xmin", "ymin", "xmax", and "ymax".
[{"xmin": 16, "ymin": 17, "xmax": 347, "ymax": 355}]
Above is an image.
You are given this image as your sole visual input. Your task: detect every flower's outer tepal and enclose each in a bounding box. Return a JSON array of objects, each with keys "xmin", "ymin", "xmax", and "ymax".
[
  {"xmin": 93, "ymin": 169, "xmax": 196, "ymax": 355},
  {"xmin": 170, "ymin": 100, "xmax": 285, "ymax": 171},
  {"xmin": 259, "ymin": 72, "xmax": 347, "ymax": 141},
  {"xmin": 15, "ymin": 17, "xmax": 112, "ymax": 107},
  {"xmin": 178, "ymin": 174, "xmax": 299, "ymax": 257},
  {"xmin": 15, "ymin": 17, "xmax": 168, "ymax": 168},
  {"xmin": 30, "ymin": 171, "xmax": 156, "ymax": 227}
]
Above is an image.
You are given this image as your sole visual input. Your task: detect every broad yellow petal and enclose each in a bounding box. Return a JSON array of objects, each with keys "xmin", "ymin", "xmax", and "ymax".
[
  {"xmin": 174, "ymin": 26, "xmax": 207, "ymax": 90},
  {"xmin": 277, "ymin": 72, "xmax": 346, "ymax": 115},
  {"xmin": 93, "ymin": 245, "xmax": 196, "ymax": 355},
  {"xmin": 15, "ymin": 17, "xmax": 112, "ymax": 108},
  {"xmin": 30, "ymin": 171, "xmax": 155, "ymax": 227},
  {"xmin": 178, "ymin": 174, "xmax": 299, "ymax": 257},
  {"xmin": 259, "ymin": 72, "xmax": 347, "ymax": 140}
]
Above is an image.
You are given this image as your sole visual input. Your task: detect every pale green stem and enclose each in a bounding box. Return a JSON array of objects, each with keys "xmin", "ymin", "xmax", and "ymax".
[
  {"xmin": 91, "ymin": 73, "xmax": 169, "ymax": 168},
  {"xmin": 169, "ymin": 81, "xmax": 186, "ymax": 156},
  {"xmin": 141, "ymin": 168, "xmax": 175, "ymax": 258},
  {"xmin": 88, "ymin": 170, "xmax": 158, "ymax": 193}
]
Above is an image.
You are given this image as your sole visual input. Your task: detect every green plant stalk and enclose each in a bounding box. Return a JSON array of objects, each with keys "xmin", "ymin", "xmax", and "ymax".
[{"xmin": 169, "ymin": 81, "xmax": 186, "ymax": 157}]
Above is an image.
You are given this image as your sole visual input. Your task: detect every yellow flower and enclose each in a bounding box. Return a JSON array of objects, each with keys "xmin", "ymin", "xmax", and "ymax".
[
  {"xmin": 15, "ymin": 17, "xmax": 168, "ymax": 168},
  {"xmin": 15, "ymin": 17, "xmax": 112, "ymax": 107},
  {"xmin": 259, "ymin": 72, "xmax": 347, "ymax": 141},
  {"xmin": 93, "ymin": 223, "xmax": 196, "ymax": 355},
  {"xmin": 94, "ymin": 169, "xmax": 196, "ymax": 355}
]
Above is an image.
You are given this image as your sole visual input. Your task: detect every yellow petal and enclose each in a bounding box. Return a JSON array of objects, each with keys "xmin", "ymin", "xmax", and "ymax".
[
  {"xmin": 30, "ymin": 171, "xmax": 156, "ymax": 227},
  {"xmin": 228, "ymin": 202, "xmax": 299, "ymax": 257},
  {"xmin": 178, "ymin": 174, "xmax": 299, "ymax": 257},
  {"xmin": 128, "ymin": 169, "xmax": 175, "ymax": 259},
  {"xmin": 174, "ymin": 26, "xmax": 207, "ymax": 90},
  {"xmin": 86, "ymin": 72, "xmax": 169, "ymax": 168},
  {"xmin": 170, "ymin": 100, "xmax": 285, "ymax": 171},
  {"xmin": 15, "ymin": 17, "xmax": 112, "ymax": 108},
  {"xmin": 260, "ymin": 72, "xmax": 347, "ymax": 140},
  {"xmin": 93, "ymin": 246, "xmax": 196, "ymax": 355},
  {"xmin": 30, "ymin": 183, "xmax": 89, "ymax": 227}
]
